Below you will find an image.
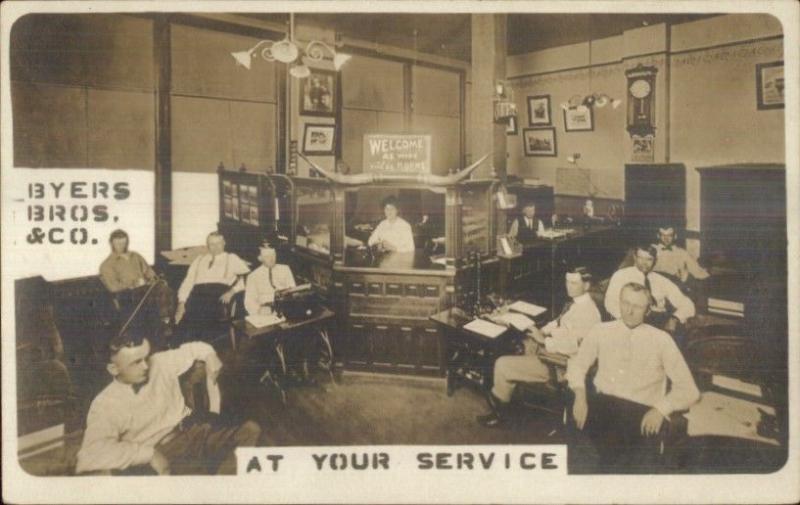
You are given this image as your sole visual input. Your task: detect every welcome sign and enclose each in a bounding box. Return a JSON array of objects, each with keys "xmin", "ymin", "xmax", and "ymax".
[{"xmin": 363, "ymin": 134, "xmax": 431, "ymax": 175}]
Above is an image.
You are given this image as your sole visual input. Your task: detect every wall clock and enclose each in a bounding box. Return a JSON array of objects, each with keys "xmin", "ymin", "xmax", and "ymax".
[{"xmin": 626, "ymin": 64, "xmax": 658, "ymax": 137}]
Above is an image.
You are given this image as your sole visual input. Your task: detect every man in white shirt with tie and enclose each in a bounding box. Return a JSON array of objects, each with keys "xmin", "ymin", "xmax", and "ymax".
[
  {"xmin": 367, "ymin": 196, "xmax": 416, "ymax": 254},
  {"xmin": 477, "ymin": 267, "xmax": 601, "ymax": 428},
  {"xmin": 568, "ymin": 282, "xmax": 700, "ymax": 471},
  {"xmin": 175, "ymin": 232, "xmax": 250, "ymax": 342},
  {"xmin": 245, "ymin": 245, "xmax": 296, "ymax": 316},
  {"xmin": 76, "ymin": 333, "xmax": 260, "ymax": 475},
  {"xmin": 604, "ymin": 243, "xmax": 695, "ymax": 334},
  {"xmin": 653, "ymin": 226, "xmax": 710, "ymax": 284}
]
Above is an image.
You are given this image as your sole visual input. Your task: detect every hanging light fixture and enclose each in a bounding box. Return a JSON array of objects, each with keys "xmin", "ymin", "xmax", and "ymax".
[
  {"xmin": 231, "ymin": 13, "xmax": 351, "ymax": 77},
  {"xmin": 560, "ymin": 15, "xmax": 622, "ymax": 111}
]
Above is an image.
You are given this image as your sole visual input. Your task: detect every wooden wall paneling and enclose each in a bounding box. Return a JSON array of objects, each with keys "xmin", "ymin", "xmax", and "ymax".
[
  {"xmin": 412, "ymin": 65, "xmax": 461, "ymax": 117},
  {"xmin": 410, "ymin": 114, "xmax": 461, "ymax": 173},
  {"xmin": 87, "ymin": 89, "xmax": 155, "ymax": 169},
  {"xmin": 154, "ymin": 16, "xmax": 172, "ymax": 255},
  {"xmin": 10, "ymin": 14, "xmax": 88, "ymax": 86},
  {"xmin": 341, "ymin": 55, "xmax": 405, "ymax": 112},
  {"xmin": 341, "ymin": 108, "xmax": 377, "ymax": 172},
  {"xmin": 84, "ymin": 15, "xmax": 155, "ymax": 91},
  {"xmin": 171, "ymin": 24, "xmax": 276, "ymax": 102},
  {"xmin": 171, "ymin": 96, "xmax": 232, "ymax": 172},
  {"xmin": 229, "ymin": 101, "xmax": 277, "ymax": 171},
  {"xmin": 12, "ymin": 82, "xmax": 88, "ymax": 167}
]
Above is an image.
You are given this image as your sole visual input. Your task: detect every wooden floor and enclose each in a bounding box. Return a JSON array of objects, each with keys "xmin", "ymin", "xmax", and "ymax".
[{"xmin": 224, "ymin": 368, "xmax": 568, "ymax": 447}]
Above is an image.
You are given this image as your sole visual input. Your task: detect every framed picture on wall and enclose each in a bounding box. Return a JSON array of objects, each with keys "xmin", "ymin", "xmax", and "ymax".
[
  {"xmin": 299, "ymin": 69, "xmax": 337, "ymax": 116},
  {"xmin": 527, "ymin": 95, "xmax": 551, "ymax": 126},
  {"xmin": 506, "ymin": 116, "xmax": 518, "ymax": 135},
  {"xmin": 523, "ymin": 127, "xmax": 557, "ymax": 157},
  {"xmin": 756, "ymin": 61, "xmax": 784, "ymax": 110},
  {"xmin": 302, "ymin": 123, "xmax": 336, "ymax": 155},
  {"xmin": 563, "ymin": 105, "xmax": 594, "ymax": 132}
]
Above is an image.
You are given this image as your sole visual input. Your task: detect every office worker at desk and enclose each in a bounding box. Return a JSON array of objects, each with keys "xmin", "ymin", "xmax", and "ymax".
[
  {"xmin": 508, "ymin": 201, "xmax": 545, "ymax": 243},
  {"xmin": 367, "ymin": 196, "xmax": 415, "ymax": 253},
  {"xmin": 245, "ymin": 245, "xmax": 296, "ymax": 316},
  {"xmin": 605, "ymin": 243, "xmax": 695, "ymax": 334},
  {"xmin": 568, "ymin": 282, "xmax": 700, "ymax": 471},
  {"xmin": 175, "ymin": 232, "xmax": 250, "ymax": 342},
  {"xmin": 653, "ymin": 226, "xmax": 710, "ymax": 284},
  {"xmin": 76, "ymin": 332, "xmax": 260, "ymax": 475},
  {"xmin": 477, "ymin": 267, "xmax": 601, "ymax": 428}
]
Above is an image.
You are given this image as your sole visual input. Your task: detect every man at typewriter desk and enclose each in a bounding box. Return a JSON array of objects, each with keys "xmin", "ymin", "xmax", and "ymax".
[
  {"xmin": 477, "ymin": 267, "xmax": 601, "ymax": 428},
  {"xmin": 76, "ymin": 331, "xmax": 261, "ymax": 475},
  {"xmin": 100, "ymin": 229, "xmax": 174, "ymax": 339},
  {"xmin": 244, "ymin": 245, "xmax": 296, "ymax": 316},
  {"xmin": 175, "ymin": 232, "xmax": 250, "ymax": 343}
]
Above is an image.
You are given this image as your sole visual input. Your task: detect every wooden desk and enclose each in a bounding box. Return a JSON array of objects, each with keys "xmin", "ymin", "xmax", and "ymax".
[
  {"xmin": 498, "ymin": 225, "xmax": 628, "ymax": 313},
  {"xmin": 233, "ymin": 305, "xmax": 335, "ymax": 403},
  {"xmin": 430, "ymin": 307, "xmax": 548, "ymax": 396}
]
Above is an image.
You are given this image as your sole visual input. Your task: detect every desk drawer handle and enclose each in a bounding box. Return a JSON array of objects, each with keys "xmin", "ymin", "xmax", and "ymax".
[
  {"xmin": 400, "ymin": 326, "xmax": 412, "ymax": 332},
  {"xmin": 376, "ymin": 325, "xmax": 388, "ymax": 330},
  {"xmin": 424, "ymin": 328, "xmax": 438, "ymax": 334}
]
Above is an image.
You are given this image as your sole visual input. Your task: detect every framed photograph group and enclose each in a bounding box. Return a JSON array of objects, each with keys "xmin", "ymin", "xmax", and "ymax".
[
  {"xmin": 302, "ymin": 123, "xmax": 336, "ymax": 155},
  {"xmin": 756, "ymin": 60, "xmax": 784, "ymax": 110},
  {"xmin": 299, "ymin": 69, "xmax": 337, "ymax": 116},
  {"xmin": 527, "ymin": 95, "xmax": 551, "ymax": 126},
  {"xmin": 523, "ymin": 127, "xmax": 557, "ymax": 157},
  {"xmin": 563, "ymin": 105, "xmax": 594, "ymax": 132}
]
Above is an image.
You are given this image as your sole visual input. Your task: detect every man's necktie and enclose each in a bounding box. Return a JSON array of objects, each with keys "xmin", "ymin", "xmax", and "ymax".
[
  {"xmin": 662, "ymin": 245, "xmax": 673, "ymax": 251},
  {"xmin": 208, "ymin": 256, "xmax": 215, "ymax": 269},
  {"xmin": 268, "ymin": 267, "xmax": 275, "ymax": 289},
  {"xmin": 644, "ymin": 273, "xmax": 653, "ymax": 305},
  {"xmin": 527, "ymin": 219, "xmax": 532, "ymax": 230},
  {"xmin": 557, "ymin": 299, "xmax": 574, "ymax": 326}
]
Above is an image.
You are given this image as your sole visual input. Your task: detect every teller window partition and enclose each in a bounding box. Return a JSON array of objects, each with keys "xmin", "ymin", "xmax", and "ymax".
[
  {"xmin": 460, "ymin": 182, "xmax": 494, "ymax": 256},
  {"xmin": 344, "ymin": 186, "xmax": 446, "ymax": 270},
  {"xmin": 294, "ymin": 178, "xmax": 333, "ymax": 257}
]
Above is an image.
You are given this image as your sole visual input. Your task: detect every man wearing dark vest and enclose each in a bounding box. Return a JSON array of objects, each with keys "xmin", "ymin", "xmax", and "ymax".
[{"xmin": 508, "ymin": 201, "xmax": 544, "ymax": 244}]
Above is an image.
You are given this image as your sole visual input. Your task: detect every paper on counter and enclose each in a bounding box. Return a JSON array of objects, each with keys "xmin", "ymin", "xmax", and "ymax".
[
  {"xmin": 463, "ymin": 319, "xmax": 507, "ymax": 339},
  {"xmin": 712, "ymin": 374, "xmax": 763, "ymax": 398},
  {"xmin": 492, "ymin": 312, "xmax": 535, "ymax": 331},
  {"xmin": 684, "ymin": 391, "xmax": 777, "ymax": 445},
  {"xmin": 508, "ymin": 301, "xmax": 547, "ymax": 318}
]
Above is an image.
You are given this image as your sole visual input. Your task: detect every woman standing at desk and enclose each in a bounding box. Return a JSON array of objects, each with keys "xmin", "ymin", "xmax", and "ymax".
[{"xmin": 367, "ymin": 196, "xmax": 416, "ymax": 253}]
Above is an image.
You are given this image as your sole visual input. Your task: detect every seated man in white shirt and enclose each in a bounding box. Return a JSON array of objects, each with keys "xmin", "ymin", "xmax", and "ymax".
[
  {"xmin": 367, "ymin": 196, "xmax": 415, "ymax": 254},
  {"xmin": 245, "ymin": 245, "xmax": 296, "ymax": 316},
  {"xmin": 477, "ymin": 267, "xmax": 601, "ymax": 428},
  {"xmin": 653, "ymin": 226, "xmax": 710, "ymax": 284},
  {"xmin": 568, "ymin": 282, "xmax": 700, "ymax": 472},
  {"xmin": 604, "ymin": 243, "xmax": 695, "ymax": 335},
  {"xmin": 76, "ymin": 332, "xmax": 260, "ymax": 475},
  {"xmin": 175, "ymin": 232, "xmax": 250, "ymax": 343}
]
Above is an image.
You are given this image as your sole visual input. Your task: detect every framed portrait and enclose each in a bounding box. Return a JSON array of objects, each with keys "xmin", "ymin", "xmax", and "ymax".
[
  {"xmin": 527, "ymin": 94, "xmax": 551, "ymax": 126},
  {"xmin": 756, "ymin": 61, "xmax": 784, "ymax": 110},
  {"xmin": 563, "ymin": 105, "xmax": 594, "ymax": 132},
  {"xmin": 299, "ymin": 69, "xmax": 337, "ymax": 116},
  {"xmin": 506, "ymin": 116, "xmax": 518, "ymax": 135},
  {"xmin": 523, "ymin": 127, "xmax": 557, "ymax": 157},
  {"xmin": 302, "ymin": 123, "xmax": 336, "ymax": 155}
]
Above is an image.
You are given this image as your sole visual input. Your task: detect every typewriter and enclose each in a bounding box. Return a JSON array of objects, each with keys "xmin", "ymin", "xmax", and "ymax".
[{"xmin": 274, "ymin": 283, "xmax": 319, "ymax": 319}]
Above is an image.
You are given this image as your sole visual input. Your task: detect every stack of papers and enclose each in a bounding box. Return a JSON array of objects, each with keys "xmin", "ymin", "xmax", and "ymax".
[
  {"xmin": 508, "ymin": 301, "xmax": 547, "ymax": 318},
  {"xmin": 246, "ymin": 313, "xmax": 286, "ymax": 329},
  {"xmin": 463, "ymin": 319, "xmax": 507, "ymax": 339},
  {"xmin": 712, "ymin": 374, "xmax": 763, "ymax": 398},
  {"xmin": 684, "ymin": 391, "xmax": 778, "ymax": 445},
  {"xmin": 491, "ymin": 312, "xmax": 536, "ymax": 332}
]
